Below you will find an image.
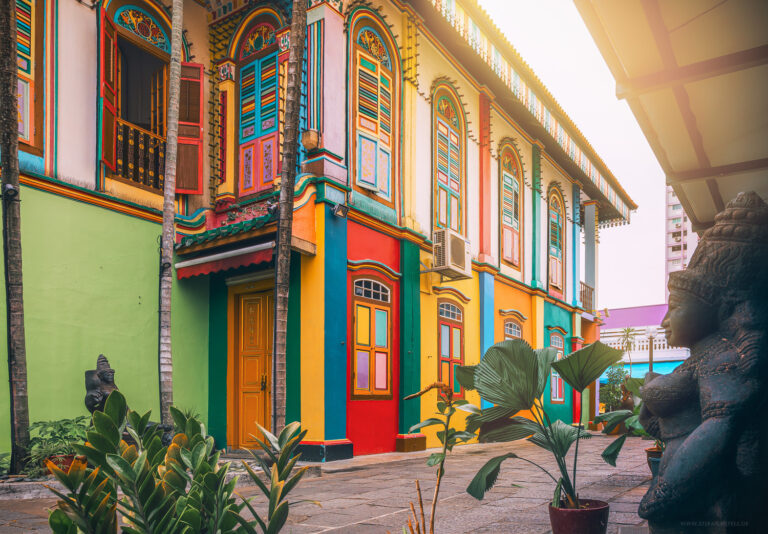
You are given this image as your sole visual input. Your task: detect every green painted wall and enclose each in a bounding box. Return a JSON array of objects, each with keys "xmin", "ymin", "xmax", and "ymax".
[
  {"xmin": 542, "ymin": 301, "xmax": 573, "ymax": 424},
  {"xmin": 399, "ymin": 239, "xmax": 421, "ymax": 434},
  {"xmin": 0, "ymin": 186, "xmax": 209, "ymax": 452},
  {"xmin": 208, "ymin": 274, "xmax": 228, "ymax": 448},
  {"xmin": 286, "ymin": 251, "xmax": 301, "ymax": 425}
]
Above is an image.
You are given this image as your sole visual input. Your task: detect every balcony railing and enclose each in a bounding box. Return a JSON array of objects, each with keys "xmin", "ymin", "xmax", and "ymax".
[
  {"xmin": 115, "ymin": 118, "xmax": 166, "ymax": 191},
  {"xmin": 580, "ymin": 281, "xmax": 594, "ymax": 313}
]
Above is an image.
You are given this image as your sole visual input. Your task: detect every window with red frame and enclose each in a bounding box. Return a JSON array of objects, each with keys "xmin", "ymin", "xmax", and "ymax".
[
  {"xmin": 352, "ymin": 278, "xmax": 392, "ymax": 397},
  {"xmin": 438, "ymin": 301, "xmax": 464, "ymax": 397},
  {"xmin": 550, "ymin": 332, "xmax": 565, "ymax": 402}
]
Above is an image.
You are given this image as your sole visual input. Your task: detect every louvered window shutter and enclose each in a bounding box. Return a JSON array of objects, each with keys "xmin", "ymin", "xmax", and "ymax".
[
  {"xmin": 100, "ymin": 9, "xmax": 118, "ymax": 171},
  {"xmin": 176, "ymin": 63, "xmax": 204, "ymax": 194}
]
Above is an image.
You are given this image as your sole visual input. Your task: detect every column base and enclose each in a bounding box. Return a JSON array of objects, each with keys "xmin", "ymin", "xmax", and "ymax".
[
  {"xmin": 298, "ymin": 439, "xmax": 354, "ymax": 462},
  {"xmin": 395, "ymin": 433, "xmax": 426, "ymax": 452}
]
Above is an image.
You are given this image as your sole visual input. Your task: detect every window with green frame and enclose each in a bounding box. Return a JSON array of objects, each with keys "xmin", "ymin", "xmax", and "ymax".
[
  {"xmin": 434, "ymin": 93, "xmax": 463, "ymax": 234},
  {"xmin": 500, "ymin": 146, "xmax": 522, "ymax": 267}
]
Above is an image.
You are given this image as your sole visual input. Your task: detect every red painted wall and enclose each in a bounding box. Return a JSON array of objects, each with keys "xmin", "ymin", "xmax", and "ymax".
[{"xmin": 346, "ymin": 221, "xmax": 401, "ymax": 455}]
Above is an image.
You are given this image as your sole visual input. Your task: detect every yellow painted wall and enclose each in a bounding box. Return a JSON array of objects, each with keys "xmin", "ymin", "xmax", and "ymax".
[{"xmin": 299, "ymin": 200, "xmax": 326, "ymax": 440}]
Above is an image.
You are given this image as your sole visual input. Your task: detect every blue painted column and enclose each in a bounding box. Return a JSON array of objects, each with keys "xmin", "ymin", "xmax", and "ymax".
[
  {"xmin": 572, "ymin": 183, "xmax": 581, "ymax": 307},
  {"xmin": 531, "ymin": 144, "xmax": 543, "ymax": 289},
  {"xmin": 479, "ymin": 271, "xmax": 495, "ymax": 409},
  {"xmin": 324, "ymin": 202, "xmax": 347, "ymax": 441}
]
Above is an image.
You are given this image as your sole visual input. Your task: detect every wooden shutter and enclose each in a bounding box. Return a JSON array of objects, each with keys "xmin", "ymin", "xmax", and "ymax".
[
  {"xmin": 100, "ymin": 9, "xmax": 118, "ymax": 171},
  {"xmin": 176, "ymin": 62, "xmax": 204, "ymax": 194}
]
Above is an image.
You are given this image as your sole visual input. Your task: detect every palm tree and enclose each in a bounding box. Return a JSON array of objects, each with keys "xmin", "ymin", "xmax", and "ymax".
[
  {"xmin": 272, "ymin": 0, "xmax": 307, "ymax": 433},
  {"xmin": 618, "ymin": 327, "xmax": 637, "ymax": 377},
  {"xmin": 158, "ymin": 0, "xmax": 184, "ymax": 426},
  {"xmin": 0, "ymin": 1, "xmax": 31, "ymax": 474}
]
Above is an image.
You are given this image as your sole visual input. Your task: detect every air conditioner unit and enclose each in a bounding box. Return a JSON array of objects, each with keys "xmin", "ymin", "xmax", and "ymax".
[{"xmin": 432, "ymin": 228, "xmax": 472, "ymax": 280}]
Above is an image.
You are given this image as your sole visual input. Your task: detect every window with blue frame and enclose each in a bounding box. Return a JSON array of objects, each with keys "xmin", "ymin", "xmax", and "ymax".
[
  {"xmin": 238, "ymin": 21, "xmax": 279, "ymax": 196},
  {"xmin": 352, "ymin": 22, "xmax": 395, "ymax": 203}
]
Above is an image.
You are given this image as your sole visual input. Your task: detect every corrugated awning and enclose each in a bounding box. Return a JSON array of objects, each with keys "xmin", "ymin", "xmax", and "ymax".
[
  {"xmin": 175, "ymin": 242, "xmax": 274, "ymax": 280},
  {"xmin": 576, "ymin": 0, "xmax": 768, "ymax": 230}
]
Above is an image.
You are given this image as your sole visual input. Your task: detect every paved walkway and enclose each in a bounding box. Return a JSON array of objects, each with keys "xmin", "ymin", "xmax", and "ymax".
[{"xmin": 0, "ymin": 435, "xmax": 650, "ymax": 533}]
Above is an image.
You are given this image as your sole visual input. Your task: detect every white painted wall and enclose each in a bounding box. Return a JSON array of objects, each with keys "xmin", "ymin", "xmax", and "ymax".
[{"xmin": 56, "ymin": 0, "xmax": 98, "ymax": 188}]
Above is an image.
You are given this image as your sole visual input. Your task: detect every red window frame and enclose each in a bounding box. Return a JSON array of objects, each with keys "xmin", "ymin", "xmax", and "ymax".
[
  {"xmin": 550, "ymin": 332, "xmax": 565, "ymax": 403},
  {"xmin": 438, "ymin": 300, "xmax": 465, "ymax": 398},
  {"xmin": 351, "ymin": 277, "xmax": 393, "ymax": 399}
]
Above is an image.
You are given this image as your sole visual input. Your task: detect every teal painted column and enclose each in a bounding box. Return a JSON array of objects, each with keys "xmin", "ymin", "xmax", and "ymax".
[
  {"xmin": 208, "ymin": 274, "xmax": 228, "ymax": 448},
  {"xmin": 572, "ymin": 183, "xmax": 581, "ymax": 307},
  {"xmin": 286, "ymin": 251, "xmax": 301, "ymax": 425},
  {"xmin": 531, "ymin": 144, "xmax": 542, "ymax": 289},
  {"xmin": 399, "ymin": 240, "xmax": 421, "ymax": 434},
  {"xmin": 479, "ymin": 271, "xmax": 494, "ymax": 409}
]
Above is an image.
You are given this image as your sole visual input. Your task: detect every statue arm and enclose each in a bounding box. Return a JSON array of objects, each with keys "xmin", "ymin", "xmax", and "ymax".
[{"xmin": 639, "ymin": 362, "xmax": 758, "ymax": 520}]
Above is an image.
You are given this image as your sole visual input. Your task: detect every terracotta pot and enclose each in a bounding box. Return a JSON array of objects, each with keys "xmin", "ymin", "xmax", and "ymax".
[
  {"xmin": 549, "ymin": 499, "xmax": 609, "ymax": 534},
  {"xmin": 46, "ymin": 454, "xmax": 76, "ymax": 474},
  {"xmin": 645, "ymin": 447, "xmax": 663, "ymax": 468}
]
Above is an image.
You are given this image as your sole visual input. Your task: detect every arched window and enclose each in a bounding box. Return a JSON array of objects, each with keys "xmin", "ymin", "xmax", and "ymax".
[
  {"xmin": 352, "ymin": 278, "xmax": 392, "ymax": 397},
  {"xmin": 351, "ymin": 20, "xmax": 397, "ymax": 203},
  {"xmin": 16, "ymin": 0, "xmax": 43, "ymax": 153},
  {"xmin": 237, "ymin": 15, "xmax": 281, "ymax": 197},
  {"xmin": 504, "ymin": 320, "xmax": 522, "ymax": 340},
  {"xmin": 500, "ymin": 145, "xmax": 522, "ymax": 267},
  {"xmin": 550, "ymin": 332, "xmax": 565, "ymax": 403},
  {"xmin": 433, "ymin": 88, "xmax": 465, "ymax": 234},
  {"xmin": 548, "ymin": 188, "xmax": 565, "ymax": 291},
  {"xmin": 100, "ymin": 3, "xmax": 203, "ymax": 193},
  {"xmin": 438, "ymin": 300, "xmax": 464, "ymax": 397}
]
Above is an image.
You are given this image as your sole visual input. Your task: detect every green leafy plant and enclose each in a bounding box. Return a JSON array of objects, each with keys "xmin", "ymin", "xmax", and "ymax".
[
  {"xmin": 599, "ymin": 363, "xmax": 628, "ymax": 412},
  {"xmin": 24, "ymin": 416, "xmax": 90, "ymax": 477},
  {"xmin": 238, "ymin": 422, "xmax": 315, "ymax": 534},
  {"xmin": 403, "ymin": 382, "xmax": 476, "ymax": 534},
  {"xmin": 0, "ymin": 452, "xmax": 10, "ymax": 476},
  {"xmin": 457, "ymin": 340, "xmax": 624, "ymax": 509},
  {"xmin": 46, "ymin": 391, "xmax": 310, "ymax": 533}
]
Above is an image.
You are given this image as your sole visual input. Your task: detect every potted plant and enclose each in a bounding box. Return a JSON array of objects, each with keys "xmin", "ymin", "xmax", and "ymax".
[
  {"xmin": 26, "ymin": 416, "xmax": 89, "ymax": 476},
  {"xmin": 456, "ymin": 339, "xmax": 624, "ymax": 534}
]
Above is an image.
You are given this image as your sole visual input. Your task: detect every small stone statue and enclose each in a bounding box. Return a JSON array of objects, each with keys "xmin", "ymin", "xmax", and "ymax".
[
  {"xmin": 639, "ymin": 192, "xmax": 768, "ymax": 533},
  {"xmin": 85, "ymin": 354, "xmax": 119, "ymax": 414}
]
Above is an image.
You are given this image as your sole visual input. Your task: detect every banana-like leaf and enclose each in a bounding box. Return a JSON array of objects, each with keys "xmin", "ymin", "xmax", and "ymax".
[
  {"xmin": 527, "ymin": 420, "xmax": 591, "ymax": 458},
  {"xmin": 624, "ymin": 377, "xmax": 644, "ymax": 398},
  {"xmin": 427, "ymin": 452, "xmax": 445, "ymax": 466},
  {"xmin": 466, "ymin": 453, "xmax": 518, "ymax": 500},
  {"xmin": 479, "ymin": 416, "xmax": 540, "ymax": 443},
  {"xmin": 601, "ymin": 434, "xmax": 627, "ymax": 466},
  {"xmin": 594, "ymin": 409, "xmax": 632, "ymax": 434},
  {"xmin": 551, "ymin": 341, "xmax": 623, "ymax": 393},
  {"xmin": 473, "ymin": 340, "xmax": 539, "ymax": 412}
]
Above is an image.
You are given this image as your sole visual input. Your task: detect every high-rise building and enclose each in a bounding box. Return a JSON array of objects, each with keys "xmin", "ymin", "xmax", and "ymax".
[{"xmin": 665, "ymin": 186, "xmax": 698, "ymax": 299}]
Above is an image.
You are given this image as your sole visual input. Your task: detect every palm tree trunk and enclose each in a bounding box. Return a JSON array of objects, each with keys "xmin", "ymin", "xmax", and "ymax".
[
  {"xmin": 158, "ymin": 0, "xmax": 184, "ymax": 426},
  {"xmin": 272, "ymin": 0, "xmax": 307, "ymax": 433},
  {"xmin": 0, "ymin": 2, "xmax": 30, "ymax": 475}
]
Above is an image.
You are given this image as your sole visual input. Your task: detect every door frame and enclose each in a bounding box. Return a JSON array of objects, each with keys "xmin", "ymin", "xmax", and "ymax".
[{"xmin": 227, "ymin": 279, "xmax": 273, "ymax": 449}]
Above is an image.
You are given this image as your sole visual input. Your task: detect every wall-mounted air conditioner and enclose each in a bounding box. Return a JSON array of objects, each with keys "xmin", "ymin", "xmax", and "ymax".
[{"xmin": 432, "ymin": 228, "xmax": 472, "ymax": 280}]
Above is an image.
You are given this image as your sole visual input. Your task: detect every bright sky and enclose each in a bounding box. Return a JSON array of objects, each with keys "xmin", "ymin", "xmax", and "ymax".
[{"xmin": 477, "ymin": 0, "xmax": 666, "ymax": 309}]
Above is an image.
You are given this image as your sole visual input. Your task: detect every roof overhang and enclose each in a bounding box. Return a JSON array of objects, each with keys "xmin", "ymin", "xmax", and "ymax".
[{"xmin": 575, "ymin": 0, "xmax": 768, "ymax": 231}]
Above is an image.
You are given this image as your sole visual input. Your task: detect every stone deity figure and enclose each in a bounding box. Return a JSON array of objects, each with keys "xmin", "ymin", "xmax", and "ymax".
[
  {"xmin": 85, "ymin": 354, "xmax": 119, "ymax": 414},
  {"xmin": 638, "ymin": 192, "xmax": 768, "ymax": 533}
]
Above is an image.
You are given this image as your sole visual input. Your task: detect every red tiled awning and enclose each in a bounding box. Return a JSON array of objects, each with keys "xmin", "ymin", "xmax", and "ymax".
[{"xmin": 176, "ymin": 243, "xmax": 274, "ymax": 280}]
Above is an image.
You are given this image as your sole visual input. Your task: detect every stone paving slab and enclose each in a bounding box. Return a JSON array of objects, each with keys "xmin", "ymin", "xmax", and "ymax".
[{"xmin": 0, "ymin": 435, "xmax": 651, "ymax": 533}]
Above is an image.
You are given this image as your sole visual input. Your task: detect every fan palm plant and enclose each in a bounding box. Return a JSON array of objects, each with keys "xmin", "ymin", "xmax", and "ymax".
[{"xmin": 457, "ymin": 339, "xmax": 624, "ymax": 509}]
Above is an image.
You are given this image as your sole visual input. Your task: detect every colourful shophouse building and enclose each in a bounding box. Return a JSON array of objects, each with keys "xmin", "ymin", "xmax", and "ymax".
[{"xmin": 1, "ymin": 0, "xmax": 635, "ymax": 461}]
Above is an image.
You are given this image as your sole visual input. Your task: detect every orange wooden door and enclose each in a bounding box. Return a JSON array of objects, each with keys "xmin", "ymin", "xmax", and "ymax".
[{"xmin": 235, "ymin": 291, "xmax": 272, "ymax": 448}]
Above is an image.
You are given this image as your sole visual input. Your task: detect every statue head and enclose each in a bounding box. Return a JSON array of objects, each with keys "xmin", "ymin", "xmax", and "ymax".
[{"xmin": 663, "ymin": 192, "xmax": 768, "ymax": 347}]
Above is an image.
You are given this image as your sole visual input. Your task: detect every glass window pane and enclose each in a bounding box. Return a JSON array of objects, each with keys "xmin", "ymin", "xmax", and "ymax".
[
  {"xmin": 440, "ymin": 324, "xmax": 450, "ymax": 357},
  {"xmin": 356, "ymin": 305, "xmax": 370, "ymax": 346},
  {"xmin": 375, "ymin": 309, "xmax": 388, "ymax": 347},
  {"xmin": 356, "ymin": 351, "xmax": 369, "ymax": 390},
  {"xmin": 440, "ymin": 360, "xmax": 450, "ymax": 384},
  {"xmin": 453, "ymin": 363, "xmax": 461, "ymax": 394},
  {"xmin": 452, "ymin": 327, "xmax": 461, "ymax": 360},
  {"xmin": 375, "ymin": 352, "xmax": 387, "ymax": 390}
]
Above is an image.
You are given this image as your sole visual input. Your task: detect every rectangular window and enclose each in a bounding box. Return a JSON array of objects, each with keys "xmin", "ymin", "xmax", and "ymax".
[
  {"xmin": 550, "ymin": 334, "xmax": 565, "ymax": 403},
  {"xmin": 352, "ymin": 286, "xmax": 392, "ymax": 397},
  {"xmin": 436, "ymin": 118, "xmax": 462, "ymax": 233},
  {"xmin": 355, "ymin": 50, "xmax": 391, "ymax": 199},
  {"xmin": 438, "ymin": 301, "xmax": 464, "ymax": 398}
]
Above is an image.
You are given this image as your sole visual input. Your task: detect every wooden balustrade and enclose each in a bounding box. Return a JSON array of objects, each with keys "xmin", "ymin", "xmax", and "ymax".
[
  {"xmin": 115, "ymin": 118, "xmax": 166, "ymax": 190},
  {"xmin": 580, "ymin": 281, "xmax": 594, "ymax": 313}
]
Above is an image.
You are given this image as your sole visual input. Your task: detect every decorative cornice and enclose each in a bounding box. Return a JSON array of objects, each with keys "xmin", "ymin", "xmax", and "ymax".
[
  {"xmin": 347, "ymin": 259, "xmax": 401, "ymax": 280},
  {"xmin": 432, "ymin": 285, "xmax": 471, "ymax": 303},
  {"xmin": 499, "ymin": 308, "xmax": 527, "ymax": 322}
]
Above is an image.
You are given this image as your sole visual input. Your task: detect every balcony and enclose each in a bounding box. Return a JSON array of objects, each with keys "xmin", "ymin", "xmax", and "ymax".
[
  {"xmin": 580, "ymin": 281, "xmax": 594, "ymax": 313},
  {"xmin": 114, "ymin": 118, "xmax": 166, "ymax": 191}
]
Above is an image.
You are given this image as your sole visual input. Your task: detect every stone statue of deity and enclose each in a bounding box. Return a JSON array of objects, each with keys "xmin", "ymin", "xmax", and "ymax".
[
  {"xmin": 85, "ymin": 354, "xmax": 119, "ymax": 414},
  {"xmin": 638, "ymin": 192, "xmax": 768, "ymax": 533}
]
